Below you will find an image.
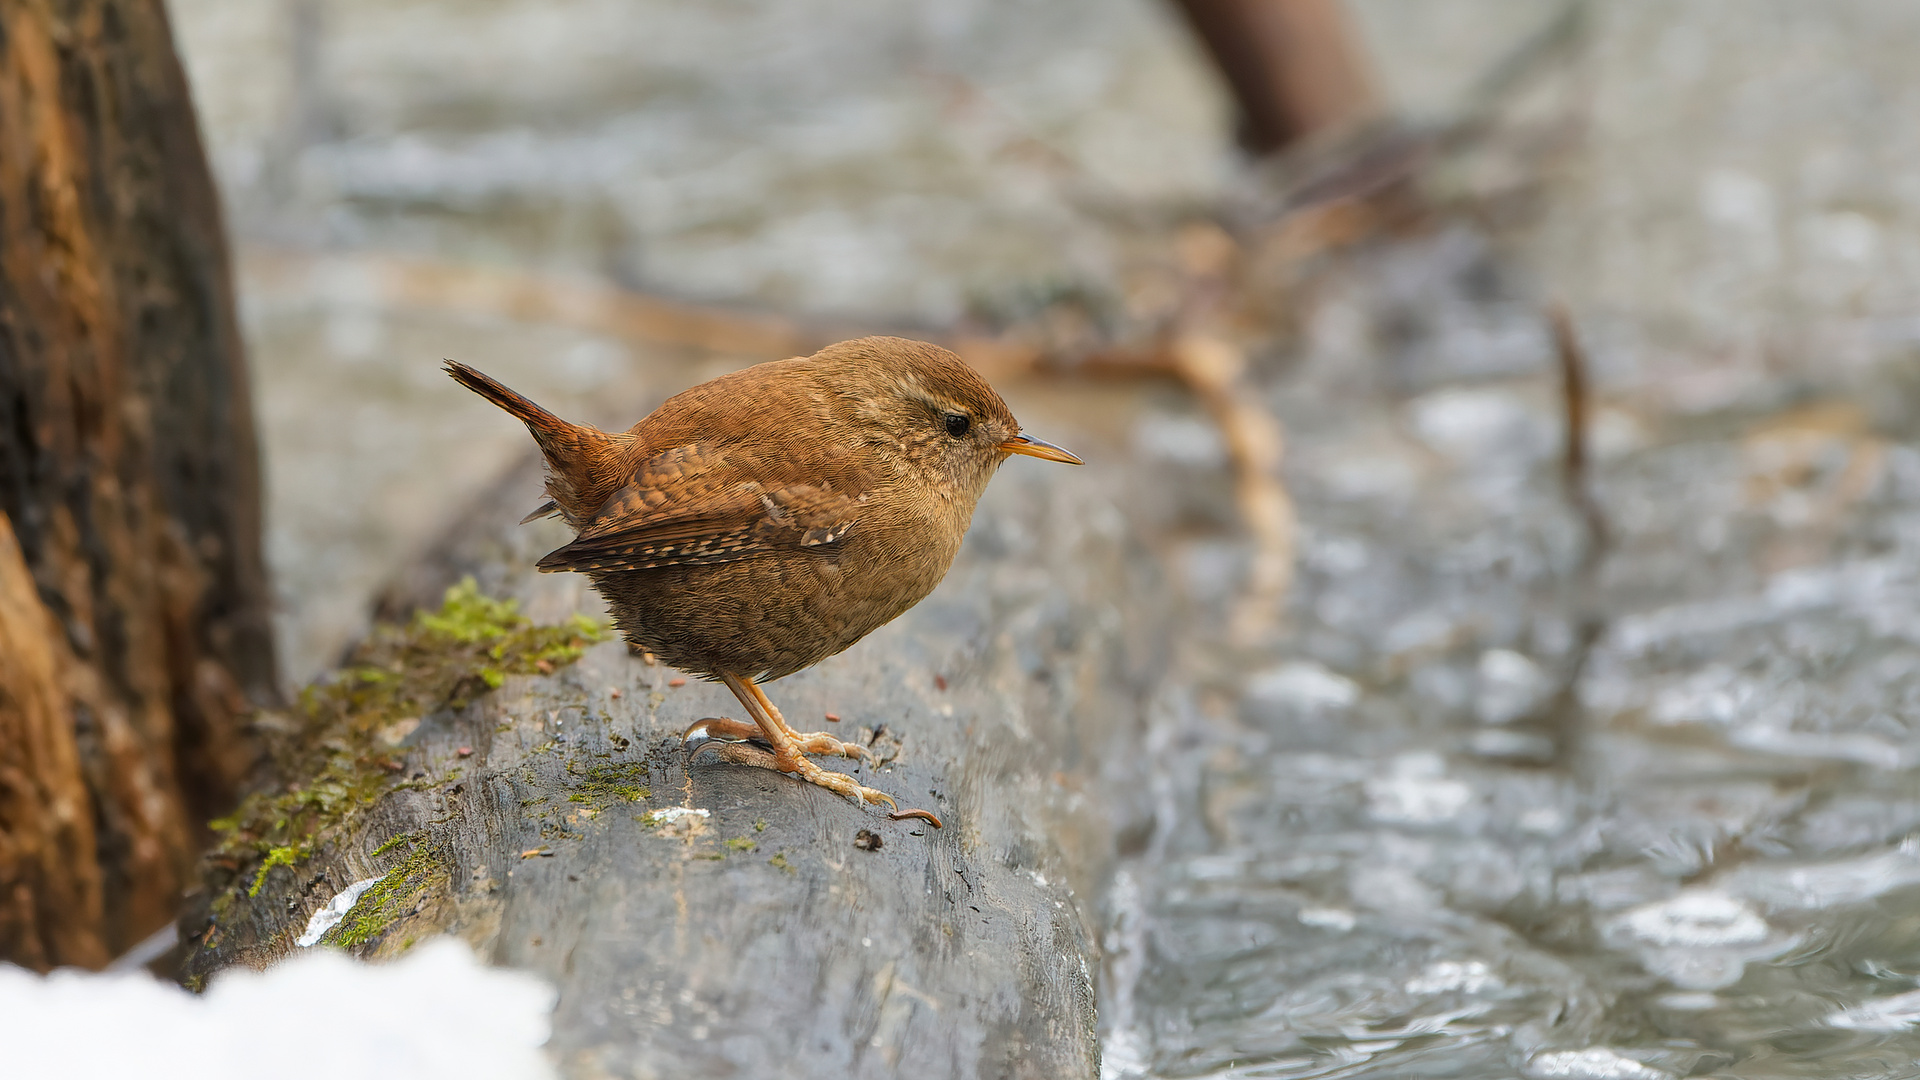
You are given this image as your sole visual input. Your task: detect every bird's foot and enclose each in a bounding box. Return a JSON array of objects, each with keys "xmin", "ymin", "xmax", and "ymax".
[
  {"xmin": 780, "ymin": 727, "xmax": 870, "ymax": 761},
  {"xmin": 772, "ymin": 748, "xmax": 897, "ymax": 810},
  {"xmin": 683, "ymin": 731, "xmax": 897, "ymax": 811},
  {"xmin": 682, "ymin": 717, "xmax": 868, "ymax": 761}
]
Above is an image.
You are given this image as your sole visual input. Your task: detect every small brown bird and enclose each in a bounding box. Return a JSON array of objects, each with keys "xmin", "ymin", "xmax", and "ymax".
[{"xmin": 446, "ymin": 337, "xmax": 1079, "ymax": 822}]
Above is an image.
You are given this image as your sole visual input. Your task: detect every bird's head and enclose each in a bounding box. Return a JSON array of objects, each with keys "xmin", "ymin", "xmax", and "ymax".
[{"xmin": 816, "ymin": 337, "xmax": 1080, "ymax": 501}]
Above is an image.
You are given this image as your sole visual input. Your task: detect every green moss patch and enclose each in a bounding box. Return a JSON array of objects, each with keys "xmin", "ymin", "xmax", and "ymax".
[
  {"xmin": 326, "ymin": 843, "xmax": 448, "ymax": 950},
  {"xmin": 247, "ymin": 846, "xmax": 305, "ymax": 898},
  {"xmin": 563, "ymin": 760, "xmax": 653, "ymax": 805},
  {"xmin": 370, "ymin": 830, "xmax": 424, "ymax": 859},
  {"xmin": 207, "ymin": 578, "xmax": 607, "ymax": 922}
]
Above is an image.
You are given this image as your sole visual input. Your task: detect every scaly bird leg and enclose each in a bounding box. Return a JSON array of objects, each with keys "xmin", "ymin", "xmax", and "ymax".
[
  {"xmin": 694, "ymin": 672, "xmax": 896, "ymax": 811},
  {"xmin": 742, "ymin": 679, "xmax": 870, "ymax": 761},
  {"xmin": 681, "ymin": 712, "xmax": 867, "ymax": 761}
]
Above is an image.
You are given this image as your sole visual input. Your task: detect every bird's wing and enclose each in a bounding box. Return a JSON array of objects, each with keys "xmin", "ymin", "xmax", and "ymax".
[{"xmin": 533, "ymin": 443, "xmax": 869, "ymax": 573}]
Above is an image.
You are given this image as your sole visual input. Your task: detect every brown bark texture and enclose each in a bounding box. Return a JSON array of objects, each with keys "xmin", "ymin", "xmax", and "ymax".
[
  {"xmin": 0, "ymin": 0, "xmax": 276, "ymax": 969},
  {"xmin": 1170, "ymin": 0, "xmax": 1379, "ymax": 154}
]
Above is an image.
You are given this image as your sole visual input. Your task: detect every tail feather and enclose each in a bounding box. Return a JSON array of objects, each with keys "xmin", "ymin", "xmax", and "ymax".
[
  {"xmin": 445, "ymin": 359, "xmax": 569, "ymax": 436},
  {"xmin": 445, "ymin": 359, "xmax": 613, "ymax": 456},
  {"xmin": 445, "ymin": 360, "xmax": 618, "ymax": 521}
]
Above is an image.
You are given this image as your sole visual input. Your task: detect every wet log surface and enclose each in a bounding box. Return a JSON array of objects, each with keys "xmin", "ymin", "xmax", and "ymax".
[
  {"xmin": 0, "ymin": 0, "xmax": 275, "ymax": 968},
  {"xmin": 187, "ymin": 391, "xmax": 1157, "ymax": 1079}
]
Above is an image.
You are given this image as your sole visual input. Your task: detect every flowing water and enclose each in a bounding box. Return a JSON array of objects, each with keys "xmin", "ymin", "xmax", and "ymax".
[{"xmin": 1100, "ymin": 231, "xmax": 1920, "ymax": 1079}]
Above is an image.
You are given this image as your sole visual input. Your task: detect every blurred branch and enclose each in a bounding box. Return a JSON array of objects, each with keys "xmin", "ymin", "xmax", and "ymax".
[
  {"xmin": 1548, "ymin": 301, "xmax": 1609, "ymax": 562},
  {"xmin": 1170, "ymin": 336, "xmax": 1297, "ymax": 643},
  {"xmin": 1254, "ymin": 0, "xmax": 1589, "ymax": 221},
  {"xmin": 1168, "ymin": 0, "xmax": 1380, "ymax": 155}
]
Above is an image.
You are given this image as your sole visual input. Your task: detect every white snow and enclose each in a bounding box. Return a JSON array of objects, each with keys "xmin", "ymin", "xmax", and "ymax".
[
  {"xmin": 1, "ymin": 936, "xmax": 556, "ymax": 1079},
  {"xmin": 646, "ymin": 806, "xmax": 711, "ymax": 825},
  {"xmin": 296, "ymin": 876, "xmax": 382, "ymax": 948}
]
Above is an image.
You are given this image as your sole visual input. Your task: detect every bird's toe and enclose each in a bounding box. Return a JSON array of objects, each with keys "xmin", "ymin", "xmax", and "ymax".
[
  {"xmin": 786, "ymin": 731, "xmax": 869, "ymax": 761},
  {"xmin": 683, "ymin": 716, "xmax": 765, "ymax": 747}
]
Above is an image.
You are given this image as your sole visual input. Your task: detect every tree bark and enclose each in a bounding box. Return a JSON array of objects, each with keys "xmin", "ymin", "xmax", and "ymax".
[{"xmin": 0, "ymin": 0, "xmax": 276, "ymax": 969}]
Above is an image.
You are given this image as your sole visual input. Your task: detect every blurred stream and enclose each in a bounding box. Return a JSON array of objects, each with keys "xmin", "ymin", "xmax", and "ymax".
[{"xmin": 1102, "ymin": 228, "xmax": 1920, "ymax": 1078}]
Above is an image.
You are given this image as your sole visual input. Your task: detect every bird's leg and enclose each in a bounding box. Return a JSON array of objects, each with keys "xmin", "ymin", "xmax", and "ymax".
[
  {"xmin": 701, "ymin": 672, "xmax": 896, "ymax": 811},
  {"xmin": 742, "ymin": 679, "xmax": 869, "ymax": 762},
  {"xmin": 681, "ymin": 711, "xmax": 865, "ymax": 761}
]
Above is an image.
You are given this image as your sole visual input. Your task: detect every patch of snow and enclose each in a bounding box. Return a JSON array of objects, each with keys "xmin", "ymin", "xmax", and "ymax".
[
  {"xmin": 646, "ymin": 806, "xmax": 711, "ymax": 825},
  {"xmin": 297, "ymin": 876, "xmax": 382, "ymax": 948},
  {"xmin": 2, "ymin": 937, "xmax": 555, "ymax": 1079}
]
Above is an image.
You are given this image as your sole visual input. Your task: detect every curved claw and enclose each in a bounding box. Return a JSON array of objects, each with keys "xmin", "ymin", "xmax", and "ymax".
[
  {"xmin": 688, "ymin": 737, "xmax": 780, "ymax": 770},
  {"xmin": 684, "ymin": 716, "xmax": 769, "ymax": 747}
]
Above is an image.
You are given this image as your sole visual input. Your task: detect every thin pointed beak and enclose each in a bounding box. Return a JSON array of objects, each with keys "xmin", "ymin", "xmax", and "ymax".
[{"xmin": 999, "ymin": 434, "xmax": 1082, "ymax": 465}]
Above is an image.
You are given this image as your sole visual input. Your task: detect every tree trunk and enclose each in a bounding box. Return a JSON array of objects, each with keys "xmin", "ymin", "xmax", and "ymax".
[{"xmin": 0, "ymin": 0, "xmax": 276, "ymax": 969}]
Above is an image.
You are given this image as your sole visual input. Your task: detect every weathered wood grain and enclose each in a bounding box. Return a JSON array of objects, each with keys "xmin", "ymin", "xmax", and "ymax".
[
  {"xmin": 0, "ymin": 0, "xmax": 275, "ymax": 967},
  {"xmin": 0, "ymin": 514, "xmax": 106, "ymax": 969}
]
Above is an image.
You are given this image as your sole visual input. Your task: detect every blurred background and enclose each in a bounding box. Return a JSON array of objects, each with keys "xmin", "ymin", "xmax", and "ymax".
[
  {"xmin": 58, "ymin": 0, "xmax": 1920, "ymax": 1074},
  {"xmin": 164, "ymin": 0, "xmax": 1565, "ymax": 682},
  {"xmin": 160, "ymin": 0, "xmax": 1920, "ymax": 683}
]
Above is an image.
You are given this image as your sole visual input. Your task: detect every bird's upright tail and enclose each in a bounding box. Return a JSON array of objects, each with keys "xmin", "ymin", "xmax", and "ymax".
[
  {"xmin": 444, "ymin": 360, "xmax": 619, "ymax": 519},
  {"xmin": 444, "ymin": 359, "xmax": 572, "ymax": 436}
]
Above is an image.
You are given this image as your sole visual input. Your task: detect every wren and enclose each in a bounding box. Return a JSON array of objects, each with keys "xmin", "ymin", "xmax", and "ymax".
[{"xmin": 446, "ymin": 336, "xmax": 1080, "ymax": 823}]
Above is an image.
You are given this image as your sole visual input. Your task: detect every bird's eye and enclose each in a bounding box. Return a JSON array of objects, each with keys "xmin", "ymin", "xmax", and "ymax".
[{"xmin": 944, "ymin": 412, "xmax": 971, "ymax": 438}]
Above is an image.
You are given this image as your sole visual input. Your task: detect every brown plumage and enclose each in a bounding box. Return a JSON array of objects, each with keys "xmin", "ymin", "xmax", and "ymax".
[{"xmin": 446, "ymin": 336, "xmax": 1079, "ymax": 822}]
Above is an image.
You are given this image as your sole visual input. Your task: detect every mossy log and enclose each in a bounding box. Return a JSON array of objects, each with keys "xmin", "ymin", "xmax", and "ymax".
[
  {"xmin": 187, "ymin": 439, "xmax": 1155, "ymax": 1079},
  {"xmin": 0, "ymin": 0, "xmax": 275, "ymax": 969}
]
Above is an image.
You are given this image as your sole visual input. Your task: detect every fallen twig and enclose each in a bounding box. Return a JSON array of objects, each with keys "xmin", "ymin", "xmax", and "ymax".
[
  {"xmin": 1547, "ymin": 301, "xmax": 1609, "ymax": 563},
  {"xmin": 1170, "ymin": 335, "xmax": 1296, "ymax": 644}
]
